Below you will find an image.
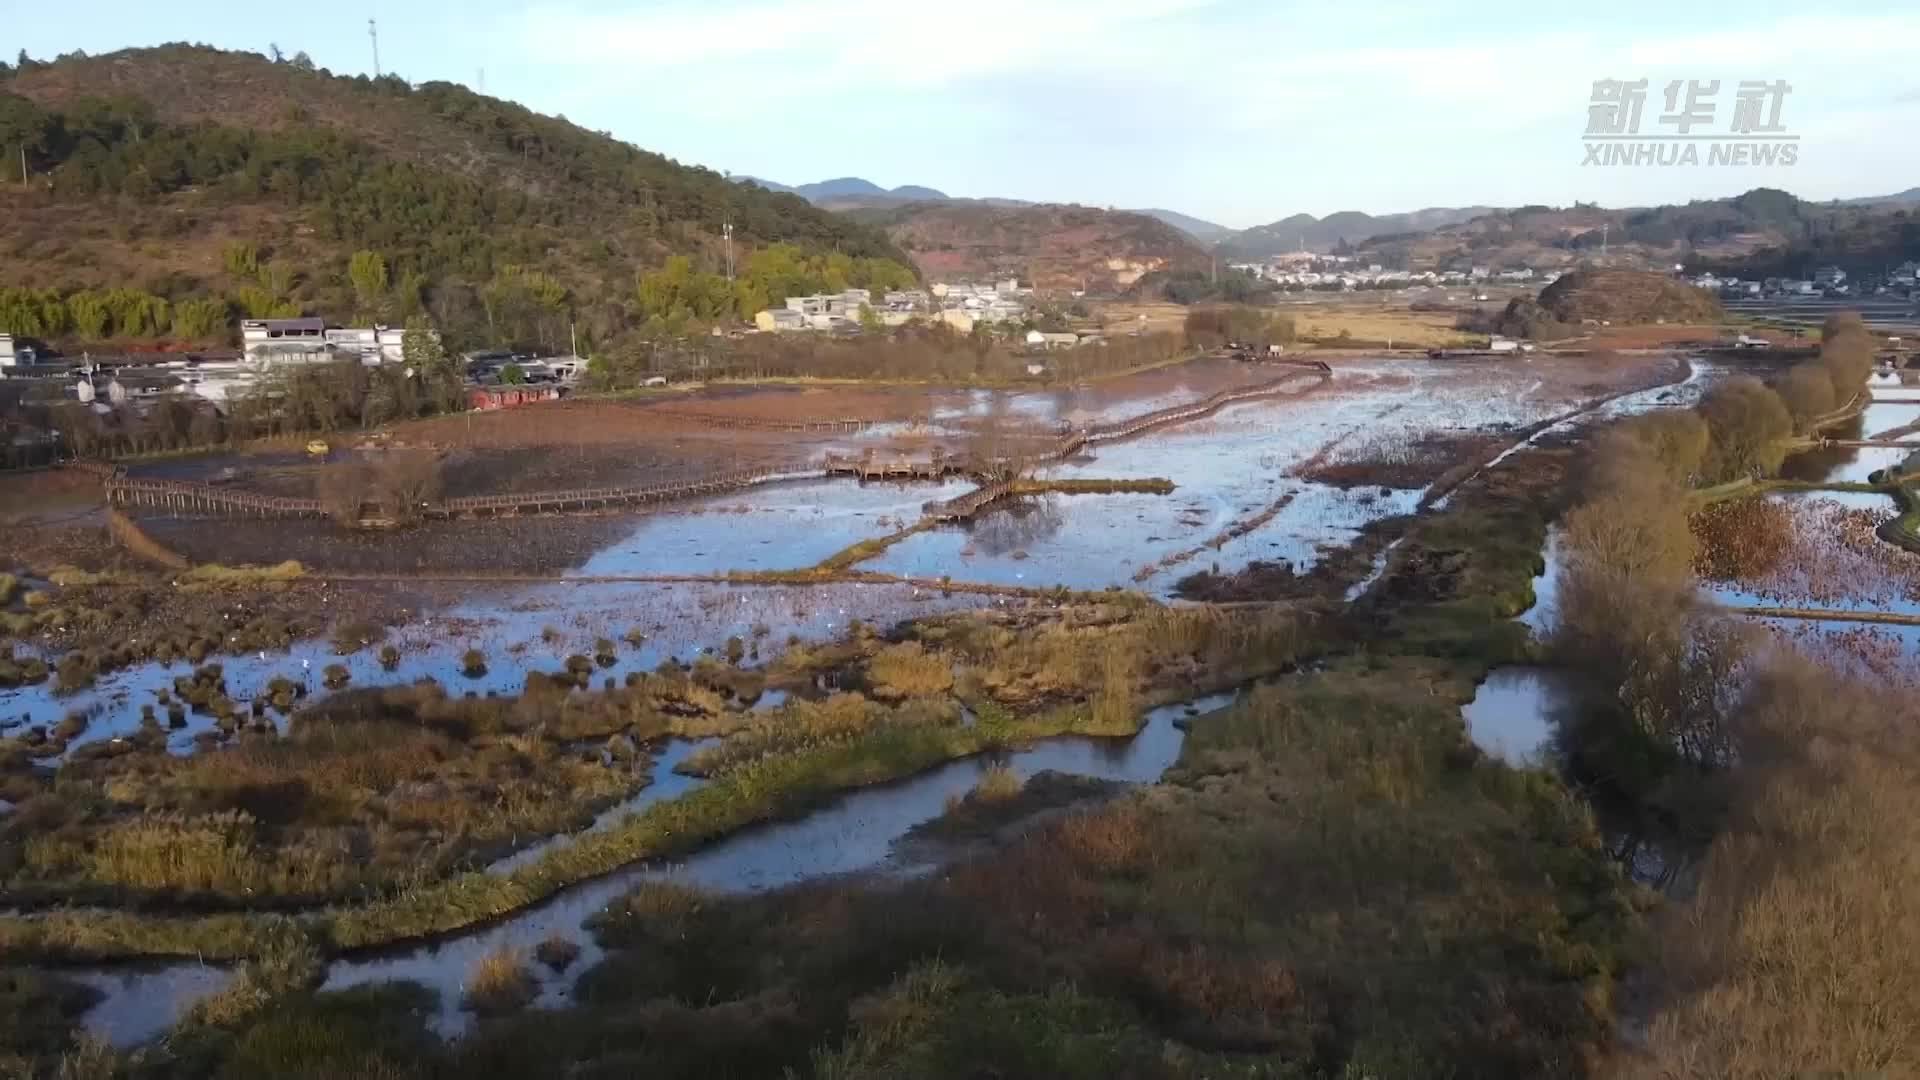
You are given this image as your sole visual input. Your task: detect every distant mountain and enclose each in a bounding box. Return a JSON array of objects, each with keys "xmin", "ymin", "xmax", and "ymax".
[
  {"xmin": 1133, "ymin": 208, "xmax": 1233, "ymax": 244},
  {"xmin": 1841, "ymin": 187, "xmax": 1920, "ymax": 207},
  {"xmin": 845, "ymin": 202, "xmax": 1210, "ymax": 292},
  {"xmin": 1322, "ymin": 188, "xmax": 1920, "ymax": 278},
  {"xmin": 736, "ymin": 176, "xmax": 950, "ymax": 205},
  {"xmin": 1219, "ymin": 206, "xmax": 1495, "ymax": 258}
]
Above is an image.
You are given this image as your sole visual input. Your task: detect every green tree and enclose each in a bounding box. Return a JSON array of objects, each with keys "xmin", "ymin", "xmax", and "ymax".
[
  {"xmin": 172, "ymin": 297, "xmax": 232, "ymax": 340},
  {"xmin": 348, "ymin": 250, "xmax": 390, "ymax": 316},
  {"xmin": 501, "ymin": 363, "xmax": 526, "ymax": 385},
  {"xmin": 858, "ymin": 302, "xmax": 883, "ymax": 334},
  {"xmin": 101, "ymin": 288, "xmax": 168, "ymax": 338},
  {"xmin": 403, "ymin": 315, "xmax": 462, "ymax": 414},
  {"xmin": 65, "ymin": 291, "xmax": 112, "ymax": 339}
]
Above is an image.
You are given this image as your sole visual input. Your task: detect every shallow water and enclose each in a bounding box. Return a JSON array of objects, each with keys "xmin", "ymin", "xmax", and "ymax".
[
  {"xmin": 569, "ymin": 477, "xmax": 974, "ymax": 576},
  {"xmin": 867, "ymin": 363, "xmax": 1567, "ymax": 596},
  {"xmin": 1701, "ymin": 492, "xmax": 1920, "ymax": 616},
  {"xmin": 77, "ymin": 695, "xmax": 1231, "ymax": 1045},
  {"xmin": 0, "ymin": 581, "xmax": 1003, "ymax": 760},
  {"xmin": 1520, "ymin": 529, "xmax": 1563, "ymax": 633},
  {"xmin": 1462, "ymin": 667, "xmax": 1576, "ymax": 765}
]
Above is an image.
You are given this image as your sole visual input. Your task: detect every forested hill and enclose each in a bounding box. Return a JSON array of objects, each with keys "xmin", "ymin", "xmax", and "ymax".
[{"xmin": 0, "ymin": 44, "xmax": 914, "ymax": 350}]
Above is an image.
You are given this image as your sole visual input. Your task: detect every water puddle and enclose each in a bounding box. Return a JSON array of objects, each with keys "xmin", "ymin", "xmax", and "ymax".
[{"xmin": 1461, "ymin": 667, "xmax": 1576, "ymax": 766}]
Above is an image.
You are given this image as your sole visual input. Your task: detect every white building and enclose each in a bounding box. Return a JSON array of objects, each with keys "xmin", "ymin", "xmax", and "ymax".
[
  {"xmin": 241, "ymin": 318, "xmax": 412, "ymax": 367},
  {"xmin": 0, "ymin": 333, "xmax": 14, "ymax": 368}
]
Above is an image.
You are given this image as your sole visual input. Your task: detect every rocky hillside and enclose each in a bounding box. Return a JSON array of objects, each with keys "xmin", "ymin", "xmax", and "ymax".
[
  {"xmin": 0, "ymin": 45, "xmax": 910, "ymax": 348},
  {"xmin": 848, "ymin": 202, "xmax": 1211, "ymax": 292}
]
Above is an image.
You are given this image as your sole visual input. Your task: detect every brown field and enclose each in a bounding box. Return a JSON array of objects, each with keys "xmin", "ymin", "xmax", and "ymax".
[{"xmin": 1289, "ymin": 306, "xmax": 1480, "ymax": 349}]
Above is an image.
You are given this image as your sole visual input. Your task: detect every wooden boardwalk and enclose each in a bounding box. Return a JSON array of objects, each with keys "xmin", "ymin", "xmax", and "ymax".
[
  {"xmin": 106, "ymin": 468, "xmax": 822, "ymax": 522},
  {"xmin": 823, "ymin": 450, "xmax": 958, "ymax": 481},
  {"xmin": 924, "ymin": 482, "xmax": 1013, "ymax": 522},
  {"xmin": 1723, "ymin": 604, "xmax": 1920, "ymax": 627}
]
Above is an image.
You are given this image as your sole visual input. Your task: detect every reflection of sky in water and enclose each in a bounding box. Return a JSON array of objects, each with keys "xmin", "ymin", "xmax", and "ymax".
[
  {"xmin": 1861, "ymin": 400, "xmax": 1920, "ymax": 438},
  {"xmin": 867, "ymin": 363, "xmax": 1624, "ymax": 595},
  {"xmin": 570, "ymin": 477, "xmax": 972, "ymax": 576},
  {"xmin": 1762, "ymin": 618, "xmax": 1920, "ymax": 684},
  {"xmin": 1463, "ymin": 667, "xmax": 1577, "ymax": 765}
]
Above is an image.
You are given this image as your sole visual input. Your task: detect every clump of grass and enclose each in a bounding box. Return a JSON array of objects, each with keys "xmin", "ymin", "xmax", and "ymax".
[
  {"xmin": 378, "ymin": 644, "xmax": 401, "ymax": 670},
  {"xmin": 176, "ymin": 562, "xmax": 306, "ymax": 591},
  {"xmin": 49, "ymin": 566, "xmax": 128, "ymax": 589},
  {"xmin": 463, "ymin": 946, "xmax": 538, "ymax": 1016},
  {"xmin": 53, "ymin": 651, "xmax": 100, "ymax": 693},
  {"xmin": 330, "ymin": 619, "xmax": 384, "ymax": 655},
  {"xmin": 321, "ymin": 663, "xmax": 351, "ymax": 690},
  {"xmin": 0, "ymin": 572, "xmax": 18, "ymax": 606},
  {"xmin": 867, "ymin": 642, "xmax": 954, "ymax": 701},
  {"xmin": 53, "ymin": 712, "xmax": 88, "ymax": 741},
  {"xmin": 534, "ymin": 935, "xmax": 581, "ymax": 972},
  {"xmin": 623, "ymin": 626, "xmax": 647, "ymax": 647},
  {"xmin": 593, "ymin": 637, "xmax": 617, "ymax": 666},
  {"xmin": 462, "ymin": 649, "xmax": 488, "ymax": 678}
]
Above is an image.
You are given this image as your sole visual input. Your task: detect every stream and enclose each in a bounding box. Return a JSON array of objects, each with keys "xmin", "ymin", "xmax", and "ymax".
[{"xmin": 72, "ymin": 694, "xmax": 1236, "ymax": 1045}]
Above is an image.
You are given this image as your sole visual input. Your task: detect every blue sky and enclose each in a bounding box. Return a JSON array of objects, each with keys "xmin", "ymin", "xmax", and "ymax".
[{"xmin": 12, "ymin": 1, "xmax": 1918, "ymax": 228}]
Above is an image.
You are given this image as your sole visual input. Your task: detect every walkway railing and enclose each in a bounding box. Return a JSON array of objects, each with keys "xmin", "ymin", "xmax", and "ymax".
[{"xmin": 106, "ymin": 468, "xmax": 824, "ymax": 522}]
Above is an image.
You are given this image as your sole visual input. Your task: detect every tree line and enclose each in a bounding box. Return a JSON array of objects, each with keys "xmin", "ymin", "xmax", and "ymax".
[
  {"xmin": 1547, "ymin": 309, "xmax": 1920, "ymax": 1074},
  {"xmin": 632, "ymin": 246, "xmax": 917, "ymax": 334}
]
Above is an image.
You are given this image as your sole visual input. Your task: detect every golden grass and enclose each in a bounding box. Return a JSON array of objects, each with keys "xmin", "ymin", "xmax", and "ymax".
[
  {"xmin": 177, "ymin": 561, "xmax": 306, "ymax": 591},
  {"xmin": 463, "ymin": 947, "xmax": 538, "ymax": 1016},
  {"xmin": 971, "ymin": 764, "xmax": 1022, "ymax": 803},
  {"xmin": 1291, "ymin": 306, "xmax": 1477, "ymax": 349},
  {"xmin": 866, "ymin": 642, "xmax": 954, "ymax": 701}
]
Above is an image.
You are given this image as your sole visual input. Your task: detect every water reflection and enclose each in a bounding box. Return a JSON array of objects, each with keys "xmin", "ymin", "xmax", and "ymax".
[
  {"xmin": 1462, "ymin": 667, "xmax": 1576, "ymax": 765},
  {"xmin": 968, "ymin": 496, "xmax": 1065, "ymax": 556}
]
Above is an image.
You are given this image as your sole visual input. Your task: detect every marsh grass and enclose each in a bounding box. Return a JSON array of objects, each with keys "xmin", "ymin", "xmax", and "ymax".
[
  {"xmin": 176, "ymin": 561, "xmax": 306, "ymax": 592},
  {"xmin": 865, "ymin": 642, "xmax": 953, "ymax": 701},
  {"xmin": 0, "ymin": 968, "xmax": 100, "ymax": 1067},
  {"xmin": 463, "ymin": 947, "xmax": 539, "ymax": 1016}
]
